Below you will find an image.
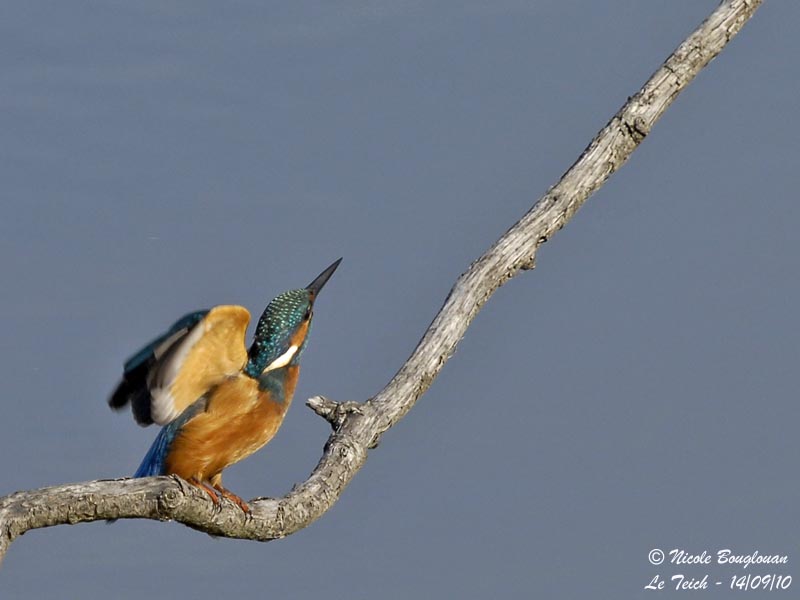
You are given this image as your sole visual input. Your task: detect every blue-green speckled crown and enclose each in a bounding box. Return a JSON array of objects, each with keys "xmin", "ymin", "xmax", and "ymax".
[
  {"xmin": 245, "ymin": 289, "xmax": 312, "ymax": 377},
  {"xmin": 244, "ymin": 259, "xmax": 341, "ymax": 378}
]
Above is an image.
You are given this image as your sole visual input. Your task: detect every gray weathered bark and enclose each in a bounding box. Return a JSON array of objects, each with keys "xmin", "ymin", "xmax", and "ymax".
[{"xmin": 0, "ymin": 0, "xmax": 763, "ymax": 567}]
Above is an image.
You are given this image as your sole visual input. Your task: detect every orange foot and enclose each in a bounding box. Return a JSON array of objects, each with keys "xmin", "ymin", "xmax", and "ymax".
[
  {"xmin": 213, "ymin": 484, "xmax": 251, "ymax": 513},
  {"xmin": 188, "ymin": 477, "xmax": 220, "ymax": 506}
]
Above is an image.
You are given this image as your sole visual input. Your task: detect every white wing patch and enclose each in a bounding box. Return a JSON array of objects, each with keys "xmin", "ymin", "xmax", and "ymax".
[
  {"xmin": 147, "ymin": 319, "xmax": 209, "ymax": 425},
  {"xmin": 153, "ymin": 329, "xmax": 190, "ymax": 361}
]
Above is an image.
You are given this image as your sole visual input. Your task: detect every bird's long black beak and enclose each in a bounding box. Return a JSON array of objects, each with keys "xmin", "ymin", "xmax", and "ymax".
[{"xmin": 306, "ymin": 258, "xmax": 342, "ymax": 297}]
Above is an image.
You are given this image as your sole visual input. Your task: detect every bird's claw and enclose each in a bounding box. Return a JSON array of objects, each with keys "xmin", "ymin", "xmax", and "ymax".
[{"xmin": 214, "ymin": 484, "xmax": 251, "ymax": 514}]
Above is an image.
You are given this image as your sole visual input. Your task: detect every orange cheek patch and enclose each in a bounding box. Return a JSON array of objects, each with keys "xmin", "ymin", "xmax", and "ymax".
[{"xmin": 289, "ymin": 320, "xmax": 310, "ymax": 348}]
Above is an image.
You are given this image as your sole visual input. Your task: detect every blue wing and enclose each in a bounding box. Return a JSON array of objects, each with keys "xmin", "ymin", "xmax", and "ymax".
[{"xmin": 109, "ymin": 310, "xmax": 208, "ymax": 426}]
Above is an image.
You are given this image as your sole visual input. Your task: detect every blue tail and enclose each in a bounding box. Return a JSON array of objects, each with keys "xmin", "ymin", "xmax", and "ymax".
[
  {"xmin": 134, "ymin": 424, "xmax": 174, "ymax": 477},
  {"xmin": 133, "ymin": 397, "xmax": 208, "ymax": 477}
]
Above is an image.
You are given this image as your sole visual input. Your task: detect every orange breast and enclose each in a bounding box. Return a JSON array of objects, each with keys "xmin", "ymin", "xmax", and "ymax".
[{"xmin": 164, "ymin": 367, "xmax": 300, "ymax": 482}]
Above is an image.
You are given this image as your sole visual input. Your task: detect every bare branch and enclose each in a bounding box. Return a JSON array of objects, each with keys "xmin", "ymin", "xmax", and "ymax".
[{"xmin": 0, "ymin": 0, "xmax": 763, "ymax": 566}]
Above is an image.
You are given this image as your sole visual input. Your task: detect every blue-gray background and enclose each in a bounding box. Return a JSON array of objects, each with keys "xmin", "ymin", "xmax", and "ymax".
[{"xmin": 1, "ymin": 2, "xmax": 797, "ymax": 598}]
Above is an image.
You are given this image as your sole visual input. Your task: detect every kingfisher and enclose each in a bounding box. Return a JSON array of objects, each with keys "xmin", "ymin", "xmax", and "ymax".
[{"xmin": 108, "ymin": 259, "xmax": 341, "ymax": 512}]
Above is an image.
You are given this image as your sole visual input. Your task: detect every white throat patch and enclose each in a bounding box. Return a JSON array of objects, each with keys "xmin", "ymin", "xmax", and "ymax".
[{"xmin": 263, "ymin": 345, "xmax": 299, "ymax": 373}]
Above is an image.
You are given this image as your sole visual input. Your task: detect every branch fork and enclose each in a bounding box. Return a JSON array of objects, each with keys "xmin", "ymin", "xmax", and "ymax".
[{"xmin": 306, "ymin": 396, "xmax": 367, "ymax": 429}]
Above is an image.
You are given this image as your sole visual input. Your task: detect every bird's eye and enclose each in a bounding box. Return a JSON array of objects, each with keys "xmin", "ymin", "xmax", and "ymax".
[{"xmin": 304, "ymin": 307, "xmax": 312, "ymax": 320}]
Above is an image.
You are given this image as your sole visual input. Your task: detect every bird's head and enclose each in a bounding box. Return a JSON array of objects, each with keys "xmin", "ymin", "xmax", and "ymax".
[{"xmin": 245, "ymin": 258, "xmax": 341, "ymax": 378}]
